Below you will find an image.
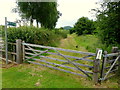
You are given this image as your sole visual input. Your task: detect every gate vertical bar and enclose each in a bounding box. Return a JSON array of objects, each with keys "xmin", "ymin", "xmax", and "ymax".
[
  {"xmin": 93, "ymin": 49, "xmax": 100, "ymax": 84},
  {"xmin": 22, "ymin": 41, "xmax": 25, "ymax": 61},
  {"xmin": 100, "ymin": 51, "xmax": 107, "ymax": 83},
  {"xmin": 16, "ymin": 39, "xmax": 23, "ymax": 64}
]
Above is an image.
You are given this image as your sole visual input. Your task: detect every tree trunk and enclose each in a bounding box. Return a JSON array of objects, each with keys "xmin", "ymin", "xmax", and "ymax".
[
  {"xmin": 36, "ymin": 20, "xmax": 39, "ymax": 28},
  {"xmin": 30, "ymin": 19, "xmax": 33, "ymax": 26}
]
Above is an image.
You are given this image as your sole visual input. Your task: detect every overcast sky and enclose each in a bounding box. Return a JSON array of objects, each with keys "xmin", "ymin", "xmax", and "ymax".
[{"xmin": 0, "ymin": 0, "xmax": 100, "ymax": 28}]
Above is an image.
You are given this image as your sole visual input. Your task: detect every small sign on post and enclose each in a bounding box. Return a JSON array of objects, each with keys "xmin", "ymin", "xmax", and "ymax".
[
  {"xmin": 96, "ymin": 50, "xmax": 103, "ymax": 60},
  {"xmin": 7, "ymin": 21, "xmax": 16, "ymax": 26}
]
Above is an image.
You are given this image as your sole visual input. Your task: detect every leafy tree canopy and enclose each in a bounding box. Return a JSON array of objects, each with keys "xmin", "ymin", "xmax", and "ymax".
[
  {"xmin": 73, "ymin": 17, "xmax": 95, "ymax": 35},
  {"xmin": 94, "ymin": 2, "xmax": 120, "ymax": 45},
  {"xmin": 15, "ymin": 2, "xmax": 61, "ymax": 29}
]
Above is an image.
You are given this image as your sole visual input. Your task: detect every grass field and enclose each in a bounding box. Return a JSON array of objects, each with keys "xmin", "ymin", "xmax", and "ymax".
[{"xmin": 2, "ymin": 34, "xmax": 119, "ymax": 88}]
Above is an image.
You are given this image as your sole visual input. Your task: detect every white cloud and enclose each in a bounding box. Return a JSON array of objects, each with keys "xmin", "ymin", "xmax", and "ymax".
[
  {"xmin": 0, "ymin": 0, "xmax": 100, "ymax": 28},
  {"xmin": 0, "ymin": 0, "xmax": 19, "ymax": 25},
  {"xmin": 56, "ymin": 0, "xmax": 99, "ymax": 28}
]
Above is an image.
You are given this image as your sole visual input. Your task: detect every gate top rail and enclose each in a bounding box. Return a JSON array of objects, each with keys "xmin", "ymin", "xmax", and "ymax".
[
  {"xmin": 104, "ymin": 53, "xmax": 119, "ymax": 57},
  {"xmin": 22, "ymin": 42, "xmax": 96, "ymax": 56}
]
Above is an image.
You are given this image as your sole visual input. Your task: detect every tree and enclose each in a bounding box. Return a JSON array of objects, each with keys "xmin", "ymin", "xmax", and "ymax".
[
  {"xmin": 73, "ymin": 17, "xmax": 95, "ymax": 35},
  {"xmin": 94, "ymin": 2, "xmax": 120, "ymax": 45},
  {"xmin": 15, "ymin": 2, "xmax": 61, "ymax": 29}
]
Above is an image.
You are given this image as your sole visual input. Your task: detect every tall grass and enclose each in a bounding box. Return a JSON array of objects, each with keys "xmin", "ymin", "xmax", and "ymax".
[{"xmin": 73, "ymin": 33, "xmax": 118, "ymax": 53}]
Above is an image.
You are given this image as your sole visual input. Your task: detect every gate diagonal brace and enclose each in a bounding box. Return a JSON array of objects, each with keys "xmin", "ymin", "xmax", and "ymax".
[
  {"xmin": 25, "ymin": 45, "xmax": 50, "ymax": 60},
  {"xmin": 60, "ymin": 55, "xmax": 93, "ymax": 65},
  {"xmin": 53, "ymin": 49, "xmax": 92, "ymax": 79}
]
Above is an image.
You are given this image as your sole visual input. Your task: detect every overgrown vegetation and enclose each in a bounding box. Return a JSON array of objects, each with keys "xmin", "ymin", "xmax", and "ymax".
[
  {"xmin": 70, "ymin": 17, "xmax": 95, "ymax": 35},
  {"xmin": 93, "ymin": 2, "xmax": 120, "ymax": 47},
  {"xmin": 1, "ymin": 26, "xmax": 68, "ymax": 47}
]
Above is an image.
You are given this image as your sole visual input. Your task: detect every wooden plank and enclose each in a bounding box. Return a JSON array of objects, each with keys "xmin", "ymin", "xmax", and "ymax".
[
  {"xmin": 28, "ymin": 61, "xmax": 87, "ymax": 77},
  {"xmin": 25, "ymin": 57, "xmax": 93, "ymax": 74},
  {"xmin": 23, "ymin": 42, "xmax": 96, "ymax": 56},
  {"xmin": 105, "ymin": 53, "xmax": 119, "ymax": 57},
  {"xmin": 105, "ymin": 64, "xmax": 119, "ymax": 69},
  {"xmin": 25, "ymin": 53, "xmax": 93, "ymax": 68},
  {"xmin": 67, "ymin": 55, "xmax": 93, "ymax": 62},
  {"xmin": 8, "ymin": 42, "xmax": 16, "ymax": 45},
  {"xmin": 100, "ymin": 51, "xmax": 107, "ymax": 82},
  {"xmin": 25, "ymin": 50, "xmax": 93, "ymax": 62},
  {"xmin": 0, "ymin": 49, "xmax": 16, "ymax": 55},
  {"xmin": 0, "ymin": 57, "xmax": 17, "ymax": 64},
  {"xmin": 104, "ymin": 74, "xmax": 116, "ymax": 80},
  {"xmin": 54, "ymin": 49, "xmax": 92, "ymax": 79},
  {"xmin": 105, "ymin": 69, "xmax": 118, "ymax": 75},
  {"xmin": 37, "ymin": 56, "xmax": 93, "ymax": 68},
  {"xmin": 106, "ymin": 59, "xmax": 115, "ymax": 64}
]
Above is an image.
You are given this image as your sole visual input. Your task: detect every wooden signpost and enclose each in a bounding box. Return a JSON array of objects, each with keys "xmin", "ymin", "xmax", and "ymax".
[{"xmin": 4, "ymin": 17, "xmax": 16, "ymax": 64}]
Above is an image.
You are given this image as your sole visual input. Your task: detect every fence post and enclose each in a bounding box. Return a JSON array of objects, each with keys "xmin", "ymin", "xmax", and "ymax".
[
  {"xmin": 16, "ymin": 39, "xmax": 23, "ymax": 64},
  {"xmin": 93, "ymin": 49, "xmax": 101, "ymax": 84}
]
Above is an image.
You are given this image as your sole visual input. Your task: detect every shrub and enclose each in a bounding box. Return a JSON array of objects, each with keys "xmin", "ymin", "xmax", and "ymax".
[
  {"xmin": 2, "ymin": 26, "xmax": 68, "ymax": 47},
  {"xmin": 69, "ymin": 28, "xmax": 76, "ymax": 34},
  {"xmin": 73, "ymin": 17, "xmax": 95, "ymax": 35}
]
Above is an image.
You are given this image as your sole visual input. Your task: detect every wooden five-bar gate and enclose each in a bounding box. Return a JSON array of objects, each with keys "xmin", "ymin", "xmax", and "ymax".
[{"xmin": 0, "ymin": 39, "xmax": 120, "ymax": 84}]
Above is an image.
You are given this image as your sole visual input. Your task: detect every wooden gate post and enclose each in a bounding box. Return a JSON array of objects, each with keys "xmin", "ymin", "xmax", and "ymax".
[
  {"xmin": 16, "ymin": 39, "xmax": 23, "ymax": 64},
  {"xmin": 93, "ymin": 49, "xmax": 101, "ymax": 84}
]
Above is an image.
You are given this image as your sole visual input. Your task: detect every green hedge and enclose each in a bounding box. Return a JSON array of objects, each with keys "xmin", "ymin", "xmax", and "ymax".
[{"xmin": 2, "ymin": 26, "xmax": 68, "ymax": 47}]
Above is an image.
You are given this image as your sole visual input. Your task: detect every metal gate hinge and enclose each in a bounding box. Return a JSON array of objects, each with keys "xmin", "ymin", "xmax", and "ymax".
[{"xmin": 99, "ymin": 78, "xmax": 104, "ymax": 81}]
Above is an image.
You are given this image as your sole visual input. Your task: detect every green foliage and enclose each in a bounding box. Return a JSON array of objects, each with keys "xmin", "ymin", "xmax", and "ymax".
[
  {"xmin": 63, "ymin": 26, "xmax": 72, "ymax": 30},
  {"xmin": 2, "ymin": 26, "xmax": 68, "ymax": 47},
  {"xmin": 55, "ymin": 29, "xmax": 69, "ymax": 38},
  {"xmin": 17, "ymin": 2, "xmax": 61, "ymax": 29},
  {"xmin": 95, "ymin": 2, "xmax": 120, "ymax": 46},
  {"xmin": 69, "ymin": 28, "xmax": 76, "ymax": 34},
  {"xmin": 73, "ymin": 17, "xmax": 95, "ymax": 36}
]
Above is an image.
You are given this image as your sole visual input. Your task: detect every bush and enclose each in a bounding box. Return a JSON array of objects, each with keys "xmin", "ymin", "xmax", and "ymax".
[
  {"xmin": 73, "ymin": 17, "xmax": 95, "ymax": 35},
  {"xmin": 69, "ymin": 28, "xmax": 76, "ymax": 34},
  {"xmin": 2, "ymin": 26, "xmax": 68, "ymax": 47}
]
